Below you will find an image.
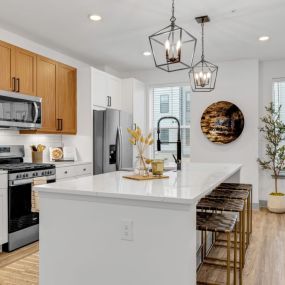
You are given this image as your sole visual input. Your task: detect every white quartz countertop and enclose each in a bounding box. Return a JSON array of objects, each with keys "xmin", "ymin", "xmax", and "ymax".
[{"xmin": 36, "ymin": 162, "xmax": 241, "ymax": 205}]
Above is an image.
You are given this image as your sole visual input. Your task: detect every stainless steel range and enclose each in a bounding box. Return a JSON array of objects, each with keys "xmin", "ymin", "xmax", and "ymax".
[{"xmin": 0, "ymin": 145, "xmax": 56, "ymax": 252}]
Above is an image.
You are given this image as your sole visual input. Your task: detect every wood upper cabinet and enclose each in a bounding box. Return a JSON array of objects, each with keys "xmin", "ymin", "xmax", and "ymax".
[
  {"xmin": 56, "ymin": 63, "xmax": 77, "ymax": 134},
  {"xmin": 0, "ymin": 41, "xmax": 15, "ymax": 91},
  {"xmin": 15, "ymin": 47, "xmax": 37, "ymax": 96},
  {"xmin": 36, "ymin": 56, "xmax": 57, "ymax": 132}
]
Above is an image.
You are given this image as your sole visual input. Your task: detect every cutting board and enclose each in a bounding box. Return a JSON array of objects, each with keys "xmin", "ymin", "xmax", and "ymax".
[{"xmin": 123, "ymin": 174, "xmax": 169, "ymax": 181}]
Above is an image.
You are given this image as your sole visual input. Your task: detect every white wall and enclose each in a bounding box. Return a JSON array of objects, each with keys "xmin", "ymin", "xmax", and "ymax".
[
  {"xmin": 126, "ymin": 59, "xmax": 260, "ymax": 203},
  {"xmin": 259, "ymin": 59, "xmax": 285, "ymax": 200},
  {"xmin": 0, "ymin": 28, "xmax": 93, "ymax": 162}
]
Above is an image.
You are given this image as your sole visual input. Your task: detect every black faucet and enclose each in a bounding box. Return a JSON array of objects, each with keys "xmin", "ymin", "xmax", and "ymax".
[{"xmin": 157, "ymin": 116, "xmax": 182, "ymax": 171}]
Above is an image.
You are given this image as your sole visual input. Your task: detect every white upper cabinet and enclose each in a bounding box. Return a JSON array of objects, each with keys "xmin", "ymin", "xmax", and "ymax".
[
  {"xmin": 121, "ymin": 78, "xmax": 146, "ymax": 133},
  {"xmin": 91, "ymin": 68, "xmax": 108, "ymax": 108},
  {"xmin": 91, "ymin": 67, "xmax": 122, "ymax": 110},
  {"xmin": 107, "ymin": 75, "xmax": 122, "ymax": 110}
]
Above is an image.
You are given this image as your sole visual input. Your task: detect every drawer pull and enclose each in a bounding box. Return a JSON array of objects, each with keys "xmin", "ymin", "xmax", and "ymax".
[
  {"xmin": 64, "ymin": 171, "xmax": 68, "ymax": 174},
  {"xmin": 83, "ymin": 168, "xmax": 86, "ymax": 171}
]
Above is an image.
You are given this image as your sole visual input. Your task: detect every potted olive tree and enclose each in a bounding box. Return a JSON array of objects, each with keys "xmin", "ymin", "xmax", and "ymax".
[{"xmin": 258, "ymin": 102, "xmax": 285, "ymax": 213}]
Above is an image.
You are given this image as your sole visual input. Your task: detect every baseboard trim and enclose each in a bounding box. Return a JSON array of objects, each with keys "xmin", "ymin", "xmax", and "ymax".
[{"xmin": 258, "ymin": 200, "xmax": 267, "ymax": 208}]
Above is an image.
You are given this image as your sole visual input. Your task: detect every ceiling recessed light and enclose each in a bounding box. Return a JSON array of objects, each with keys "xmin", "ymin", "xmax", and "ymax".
[
  {"xmin": 143, "ymin": 51, "xmax": 152, "ymax": 56},
  {"xmin": 259, "ymin": 36, "xmax": 270, "ymax": 42},
  {"xmin": 89, "ymin": 14, "xmax": 102, "ymax": 22}
]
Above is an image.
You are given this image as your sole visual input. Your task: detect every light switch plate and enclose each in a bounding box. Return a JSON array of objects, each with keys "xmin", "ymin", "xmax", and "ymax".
[{"xmin": 121, "ymin": 219, "xmax": 134, "ymax": 241}]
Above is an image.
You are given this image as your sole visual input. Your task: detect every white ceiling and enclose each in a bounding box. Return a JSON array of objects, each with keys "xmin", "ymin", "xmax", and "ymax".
[{"xmin": 0, "ymin": 0, "xmax": 284, "ymax": 72}]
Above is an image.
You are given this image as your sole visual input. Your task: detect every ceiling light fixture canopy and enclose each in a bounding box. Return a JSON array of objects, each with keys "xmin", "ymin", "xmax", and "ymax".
[
  {"xmin": 149, "ymin": 0, "xmax": 197, "ymax": 72},
  {"xmin": 189, "ymin": 16, "xmax": 218, "ymax": 92}
]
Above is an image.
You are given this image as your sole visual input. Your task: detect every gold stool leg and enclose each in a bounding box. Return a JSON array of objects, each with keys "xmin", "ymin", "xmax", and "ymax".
[
  {"xmin": 242, "ymin": 208, "xmax": 246, "ymax": 268},
  {"xmin": 249, "ymin": 189, "xmax": 252, "ymax": 233},
  {"xmin": 234, "ymin": 224, "xmax": 237, "ymax": 285},
  {"xmin": 227, "ymin": 231, "xmax": 231, "ymax": 285},
  {"xmin": 246, "ymin": 198, "xmax": 250, "ymax": 247},
  {"xmin": 201, "ymin": 230, "xmax": 204, "ymax": 263},
  {"xmin": 239, "ymin": 211, "xmax": 243, "ymax": 269}
]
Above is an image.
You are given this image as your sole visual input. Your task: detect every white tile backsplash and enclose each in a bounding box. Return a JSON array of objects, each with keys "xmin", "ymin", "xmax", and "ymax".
[{"xmin": 0, "ymin": 130, "xmax": 63, "ymax": 162}]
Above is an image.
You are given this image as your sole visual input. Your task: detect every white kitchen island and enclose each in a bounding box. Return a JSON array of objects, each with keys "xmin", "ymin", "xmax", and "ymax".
[{"xmin": 36, "ymin": 162, "xmax": 241, "ymax": 285}]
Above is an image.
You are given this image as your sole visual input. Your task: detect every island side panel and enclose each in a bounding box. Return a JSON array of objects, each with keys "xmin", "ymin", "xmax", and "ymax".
[{"xmin": 39, "ymin": 193, "xmax": 197, "ymax": 285}]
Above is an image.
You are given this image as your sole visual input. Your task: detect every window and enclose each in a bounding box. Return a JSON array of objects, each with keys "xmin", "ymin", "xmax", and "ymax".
[
  {"xmin": 273, "ymin": 79, "xmax": 285, "ymax": 122},
  {"xmin": 152, "ymin": 86, "xmax": 191, "ymax": 161},
  {"xmin": 160, "ymin": 129, "xmax": 169, "ymax": 143},
  {"xmin": 160, "ymin": 95, "xmax": 169, "ymax": 113}
]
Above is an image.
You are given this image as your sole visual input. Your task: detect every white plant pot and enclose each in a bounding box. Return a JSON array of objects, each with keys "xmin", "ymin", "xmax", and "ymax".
[{"xmin": 268, "ymin": 194, "xmax": 285, "ymax": 213}]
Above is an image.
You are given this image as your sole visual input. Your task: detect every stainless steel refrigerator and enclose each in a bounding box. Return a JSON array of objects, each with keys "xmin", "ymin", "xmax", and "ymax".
[{"xmin": 93, "ymin": 109, "xmax": 133, "ymax": 174}]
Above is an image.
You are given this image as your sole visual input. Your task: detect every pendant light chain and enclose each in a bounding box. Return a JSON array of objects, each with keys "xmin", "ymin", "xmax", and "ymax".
[
  {"xmin": 170, "ymin": 0, "xmax": 176, "ymax": 24},
  {"xmin": 201, "ymin": 21, "xmax": 205, "ymax": 61}
]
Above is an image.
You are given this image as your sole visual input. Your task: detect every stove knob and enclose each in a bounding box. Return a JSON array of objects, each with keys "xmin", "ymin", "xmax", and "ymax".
[
  {"xmin": 25, "ymin": 174, "xmax": 29, "ymax": 178},
  {"xmin": 42, "ymin": 171, "xmax": 45, "ymax": 176},
  {"xmin": 16, "ymin": 174, "xmax": 21, "ymax": 179},
  {"xmin": 33, "ymin": 173, "xmax": 36, "ymax": 177}
]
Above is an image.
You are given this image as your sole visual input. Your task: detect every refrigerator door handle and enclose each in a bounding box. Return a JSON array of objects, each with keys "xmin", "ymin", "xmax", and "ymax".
[
  {"xmin": 119, "ymin": 127, "xmax": 123, "ymax": 169},
  {"xmin": 116, "ymin": 127, "xmax": 121, "ymax": 171}
]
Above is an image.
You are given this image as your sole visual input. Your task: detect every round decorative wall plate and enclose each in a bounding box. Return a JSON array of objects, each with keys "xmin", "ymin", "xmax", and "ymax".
[{"xmin": 200, "ymin": 101, "xmax": 244, "ymax": 144}]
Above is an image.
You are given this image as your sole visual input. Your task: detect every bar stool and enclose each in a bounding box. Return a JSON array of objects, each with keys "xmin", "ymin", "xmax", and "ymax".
[
  {"xmin": 207, "ymin": 189, "xmax": 249, "ymax": 267},
  {"xmin": 197, "ymin": 212, "xmax": 239, "ymax": 285},
  {"xmin": 216, "ymin": 183, "xmax": 252, "ymax": 236},
  {"xmin": 197, "ymin": 197, "xmax": 244, "ymax": 280}
]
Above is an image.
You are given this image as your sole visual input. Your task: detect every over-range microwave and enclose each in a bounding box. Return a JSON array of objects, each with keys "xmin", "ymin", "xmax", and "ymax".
[{"xmin": 0, "ymin": 90, "xmax": 42, "ymax": 130}]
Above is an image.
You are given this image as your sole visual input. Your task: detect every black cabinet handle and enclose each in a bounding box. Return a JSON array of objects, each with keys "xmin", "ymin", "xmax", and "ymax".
[
  {"xmin": 110, "ymin": 96, "xmax": 112, "ymax": 107},
  {"xmin": 17, "ymin": 78, "xmax": 20, "ymax": 92},
  {"xmin": 83, "ymin": 168, "xmax": 86, "ymax": 171},
  {"xmin": 60, "ymin": 119, "xmax": 63, "ymax": 131},
  {"xmin": 57, "ymin": 119, "xmax": 60, "ymax": 131},
  {"xmin": 12, "ymin": 77, "xmax": 16, "ymax": 92},
  {"xmin": 64, "ymin": 171, "xmax": 68, "ymax": 174}
]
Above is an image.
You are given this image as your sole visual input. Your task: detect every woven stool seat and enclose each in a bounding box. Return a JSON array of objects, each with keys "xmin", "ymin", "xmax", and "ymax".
[
  {"xmin": 208, "ymin": 189, "xmax": 249, "ymax": 200},
  {"xmin": 217, "ymin": 183, "xmax": 252, "ymax": 191},
  {"xmin": 197, "ymin": 212, "xmax": 238, "ymax": 233},
  {"xmin": 197, "ymin": 197, "xmax": 244, "ymax": 212}
]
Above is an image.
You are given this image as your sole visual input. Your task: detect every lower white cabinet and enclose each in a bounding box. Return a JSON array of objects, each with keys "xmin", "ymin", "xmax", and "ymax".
[
  {"xmin": 0, "ymin": 173, "xmax": 8, "ymax": 246},
  {"xmin": 56, "ymin": 162, "xmax": 92, "ymax": 181}
]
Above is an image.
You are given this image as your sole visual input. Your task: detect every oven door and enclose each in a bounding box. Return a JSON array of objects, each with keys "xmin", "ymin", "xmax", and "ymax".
[
  {"xmin": 3, "ymin": 176, "xmax": 55, "ymax": 252},
  {"xmin": 8, "ymin": 179, "xmax": 38, "ymax": 233},
  {"xmin": 0, "ymin": 91, "xmax": 42, "ymax": 129}
]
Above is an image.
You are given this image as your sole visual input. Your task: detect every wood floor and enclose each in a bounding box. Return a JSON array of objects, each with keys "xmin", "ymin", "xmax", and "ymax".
[{"xmin": 0, "ymin": 209, "xmax": 284, "ymax": 285}]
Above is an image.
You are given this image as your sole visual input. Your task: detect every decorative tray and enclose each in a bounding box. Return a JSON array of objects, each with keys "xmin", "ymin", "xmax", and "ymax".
[{"xmin": 123, "ymin": 174, "xmax": 169, "ymax": 181}]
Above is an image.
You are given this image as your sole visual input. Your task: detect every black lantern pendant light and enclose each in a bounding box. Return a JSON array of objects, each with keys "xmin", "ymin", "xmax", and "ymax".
[
  {"xmin": 189, "ymin": 16, "xmax": 218, "ymax": 92},
  {"xmin": 149, "ymin": 0, "xmax": 197, "ymax": 72}
]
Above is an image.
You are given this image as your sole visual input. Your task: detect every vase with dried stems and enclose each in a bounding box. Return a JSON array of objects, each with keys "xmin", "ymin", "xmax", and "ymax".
[{"xmin": 127, "ymin": 126, "xmax": 154, "ymax": 176}]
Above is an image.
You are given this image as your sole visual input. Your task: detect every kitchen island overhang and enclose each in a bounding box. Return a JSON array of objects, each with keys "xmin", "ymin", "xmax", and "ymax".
[{"xmin": 36, "ymin": 162, "xmax": 241, "ymax": 285}]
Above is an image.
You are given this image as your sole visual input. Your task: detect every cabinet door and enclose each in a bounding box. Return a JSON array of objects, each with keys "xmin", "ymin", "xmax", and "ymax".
[
  {"xmin": 37, "ymin": 56, "xmax": 57, "ymax": 132},
  {"xmin": 0, "ymin": 41, "xmax": 15, "ymax": 92},
  {"xmin": 92, "ymin": 69, "xmax": 108, "ymax": 108},
  {"xmin": 15, "ymin": 47, "xmax": 37, "ymax": 96},
  {"xmin": 108, "ymin": 76, "xmax": 121, "ymax": 110},
  {"xmin": 56, "ymin": 63, "xmax": 77, "ymax": 134},
  {"xmin": 133, "ymin": 80, "xmax": 146, "ymax": 132}
]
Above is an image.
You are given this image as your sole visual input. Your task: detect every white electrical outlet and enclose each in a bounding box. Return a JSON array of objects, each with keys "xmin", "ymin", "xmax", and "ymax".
[{"xmin": 121, "ymin": 219, "xmax": 134, "ymax": 241}]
